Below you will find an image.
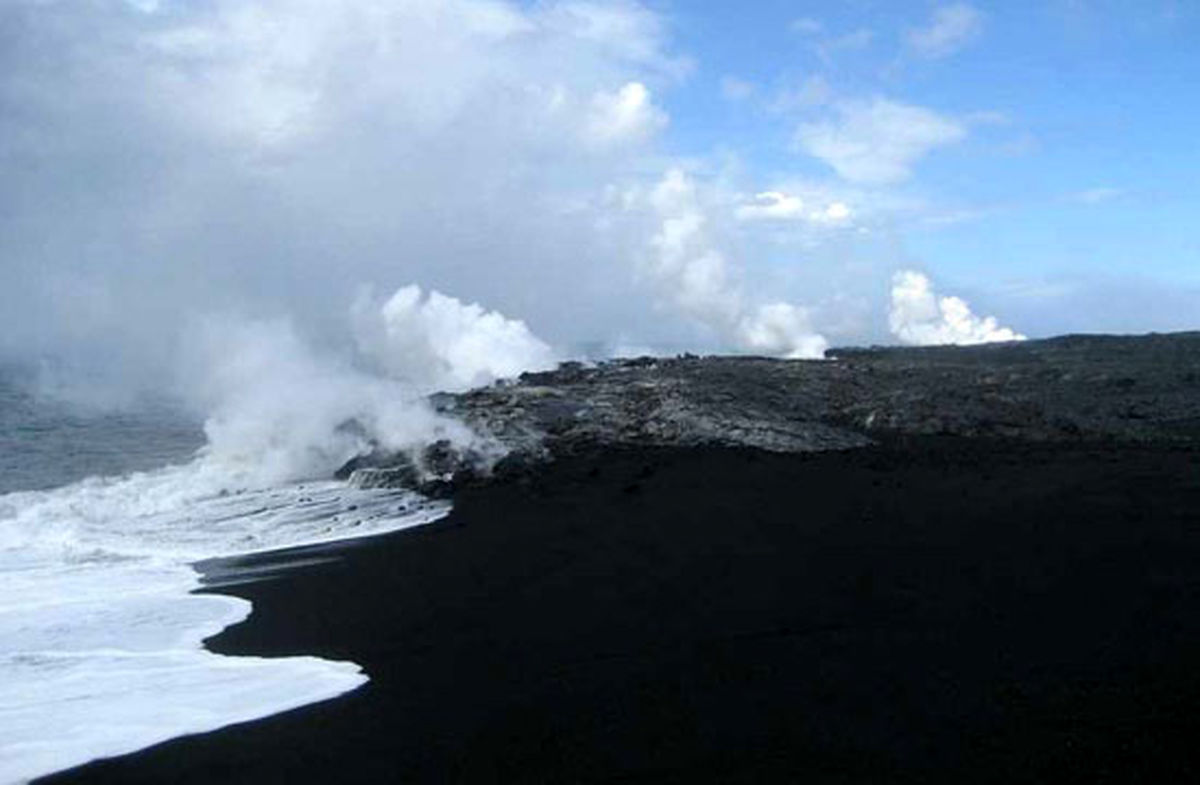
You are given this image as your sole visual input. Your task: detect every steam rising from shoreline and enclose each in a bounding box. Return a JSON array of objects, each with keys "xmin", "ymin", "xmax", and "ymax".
[
  {"xmin": 181, "ymin": 282, "xmax": 560, "ymax": 485},
  {"xmin": 352, "ymin": 285, "xmax": 557, "ymax": 392},
  {"xmin": 182, "ymin": 316, "xmax": 465, "ymax": 485},
  {"xmin": 889, "ymin": 270, "xmax": 1025, "ymax": 346},
  {"xmin": 643, "ymin": 170, "xmax": 828, "ymax": 358}
]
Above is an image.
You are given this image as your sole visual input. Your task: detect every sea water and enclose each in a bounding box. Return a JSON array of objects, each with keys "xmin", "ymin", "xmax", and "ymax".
[{"xmin": 0, "ymin": 373, "xmax": 449, "ymax": 783}]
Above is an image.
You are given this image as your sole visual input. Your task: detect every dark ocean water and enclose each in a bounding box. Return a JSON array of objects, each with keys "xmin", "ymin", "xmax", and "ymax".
[{"xmin": 0, "ymin": 370, "xmax": 204, "ymax": 494}]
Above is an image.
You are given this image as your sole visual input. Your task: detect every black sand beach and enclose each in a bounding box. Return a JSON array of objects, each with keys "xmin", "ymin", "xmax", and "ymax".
[{"xmin": 47, "ymin": 436, "xmax": 1200, "ymax": 783}]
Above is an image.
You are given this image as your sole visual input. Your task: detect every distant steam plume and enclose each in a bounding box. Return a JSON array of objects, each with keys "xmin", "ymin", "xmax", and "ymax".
[
  {"xmin": 641, "ymin": 170, "xmax": 828, "ymax": 358},
  {"xmin": 889, "ymin": 270, "xmax": 1025, "ymax": 346},
  {"xmin": 351, "ymin": 285, "xmax": 557, "ymax": 392}
]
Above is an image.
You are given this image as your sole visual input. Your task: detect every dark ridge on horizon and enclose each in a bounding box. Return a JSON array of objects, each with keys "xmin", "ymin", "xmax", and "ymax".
[{"xmin": 826, "ymin": 329, "xmax": 1200, "ymax": 359}]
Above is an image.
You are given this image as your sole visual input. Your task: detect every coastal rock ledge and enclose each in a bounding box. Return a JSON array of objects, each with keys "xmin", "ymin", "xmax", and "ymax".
[{"xmin": 340, "ymin": 332, "xmax": 1200, "ymax": 495}]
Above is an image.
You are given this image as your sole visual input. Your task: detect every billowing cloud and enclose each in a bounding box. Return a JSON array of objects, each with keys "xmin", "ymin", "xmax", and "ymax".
[
  {"xmin": 796, "ymin": 98, "xmax": 966, "ymax": 184},
  {"xmin": 0, "ymin": 0, "xmax": 687, "ymax": 391},
  {"xmin": 0, "ymin": 0, "xmax": 1032, "ymax": 408},
  {"xmin": 583, "ymin": 81, "xmax": 667, "ymax": 146},
  {"xmin": 352, "ymin": 285, "xmax": 557, "ymax": 392},
  {"xmin": 889, "ymin": 270, "xmax": 1025, "ymax": 346},
  {"xmin": 735, "ymin": 302, "xmax": 828, "ymax": 358},
  {"xmin": 181, "ymin": 316, "xmax": 472, "ymax": 483},
  {"xmin": 639, "ymin": 171, "xmax": 828, "ymax": 358},
  {"xmin": 645, "ymin": 170, "xmax": 743, "ymax": 327},
  {"xmin": 906, "ymin": 3, "xmax": 984, "ymax": 59}
]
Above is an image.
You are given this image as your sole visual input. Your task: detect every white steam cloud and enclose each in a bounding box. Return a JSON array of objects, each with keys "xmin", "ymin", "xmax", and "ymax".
[
  {"xmin": 735, "ymin": 303, "xmax": 830, "ymax": 359},
  {"xmin": 181, "ymin": 282, "xmax": 559, "ymax": 484},
  {"xmin": 889, "ymin": 270, "xmax": 1025, "ymax": 346},
  {"xmin": 180, "ymin": 313, "xmax": 478, "ymax": 485},
  {"xmin": 352, "ymin": 285, "xmax": 557, "ymax": 392},
  {"xmin": 640, "ymin": 170, "xmax": 828, "ymax": 358},
  {"xmin": 0, "ymin": 0, "xmax": 684, "ymax": 390}
]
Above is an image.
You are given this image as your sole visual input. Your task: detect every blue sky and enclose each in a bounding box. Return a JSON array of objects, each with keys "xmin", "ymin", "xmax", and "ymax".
[{"xmin": 647, "ymin": 0, "xmax": 1199, "ymax": 332}]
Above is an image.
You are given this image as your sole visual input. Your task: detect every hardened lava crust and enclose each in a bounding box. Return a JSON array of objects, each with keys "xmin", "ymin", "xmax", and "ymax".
[{"xmin": 345, "ymin": 332, "xmax": 1200, "ymax": 493}]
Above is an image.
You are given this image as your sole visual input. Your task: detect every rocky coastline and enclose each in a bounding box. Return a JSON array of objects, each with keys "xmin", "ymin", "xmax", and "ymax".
[{"xmin": 341, "ymin": 331, "xmax": 1200, "ymax": 495}]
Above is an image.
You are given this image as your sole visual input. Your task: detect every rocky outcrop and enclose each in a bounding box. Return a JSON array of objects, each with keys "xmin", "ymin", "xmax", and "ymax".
[
  {"xmin": 337, "ymin": 439, "xmax": 486, "ymax": 498},
  {"xmin": 822, "ymin": 332, "xmax": 1200, "ymax": 441},
  {"xmin": 338, "ymin": 332, "xmax": 1200, "ymax": 493}
]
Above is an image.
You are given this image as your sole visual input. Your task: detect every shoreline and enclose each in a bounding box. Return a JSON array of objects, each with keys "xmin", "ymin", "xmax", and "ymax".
[{"xmin": 46, "ymin": 437, "xmax": 1200, "ymax": 783}]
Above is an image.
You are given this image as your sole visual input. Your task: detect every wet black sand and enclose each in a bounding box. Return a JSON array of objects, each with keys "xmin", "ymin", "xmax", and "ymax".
[{"xmin": 47, "ymin": 438, "xmax": 1200, "ymax": 783}]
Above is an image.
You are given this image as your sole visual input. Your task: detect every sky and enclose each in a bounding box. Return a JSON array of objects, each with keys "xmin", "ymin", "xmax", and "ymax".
[
  {"xmin": 1, "ymin": 0, "xmax": 1197, "ymax": 401},
  {"xmin": 661, "ymin": 0, "xmax": 1200, "ymax": 335}
]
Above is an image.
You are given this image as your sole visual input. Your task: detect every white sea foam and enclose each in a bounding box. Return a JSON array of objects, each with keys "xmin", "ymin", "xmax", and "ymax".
[{"xmin": 0, "ymin": 459, "xmax": 449, "ymax": 784}]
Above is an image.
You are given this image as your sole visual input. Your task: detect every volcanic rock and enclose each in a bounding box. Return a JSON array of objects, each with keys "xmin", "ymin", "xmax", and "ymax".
[{"xmin": 341, "ymin": 332, "xmax": 1200, "ymax": 493}]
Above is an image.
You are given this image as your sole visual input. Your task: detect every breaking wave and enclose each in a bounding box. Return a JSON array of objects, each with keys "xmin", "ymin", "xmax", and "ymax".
[{"xmin": 0, "ymin": 453, "xmax": 449, "ymax": 784}]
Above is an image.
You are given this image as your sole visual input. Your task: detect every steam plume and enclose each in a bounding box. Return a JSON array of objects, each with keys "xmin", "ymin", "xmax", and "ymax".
[
  {"xmin": 889, "ymin": 270, "xmax": 1025, "ymax": 346},
  {"xmin": 352, "ymin": 285, "xmax": 557, "ymax": 392},
  {"xmin": 642, "ymin": 170, "xmax": 828, "ymax": 358},
  {"xmin": 181, "ymin": 315, "xmax": 477, "ymax": 484}
]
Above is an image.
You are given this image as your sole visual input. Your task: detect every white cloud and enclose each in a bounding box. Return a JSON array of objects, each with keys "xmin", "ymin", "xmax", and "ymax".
[
  {"xmin": 815, "ymin": 201, "xmax": 852, "ymax": 223},
  {"xmin": 735, "ymin": 191, "xmax": 806, "ymax": 221},
  {"xmin": 0, "ymin": 0, "xmax": 695, "ymax": 383},
  {"xmin": 583, "ymin": 81, "xmax": 668, "ymax": 146},
  {"xmin": 889, "ymin": 270, "xmax": 1025, "ymax": 346},
  {"xmin": 542, "ymin": 0, "xmax": 690, "ymax": 79},
  {"xmin": 734, "ymin": 191, "xmax": 853, "ymax": 225},
  {"xmin": 796, "ymin": 98, "xmax": 967, "ymax": 184},
  {"xmin": 0, "ymin": 0, "xmax": 1024, "ymax": 398},
  {"xmin": 646, "ymin": 170, "xmax": 741, "ymax": 326},
  {"xmin": 906, "ymin": 3, "xmax": 984, "ymax": 59},
  {"xmin": 640, "ymin": 170, "xmax": 828, "ymax": 358},
  {"xmin": 736, "ymin": 303, "xmax": 827, "ymax": 358},
  {"xmin": 825, "ymin": 202, "xmax": 854, "ymax": 220},
  {"xmin": 352, "ymin": 285, "xmax": 557, "ymax": 391}
]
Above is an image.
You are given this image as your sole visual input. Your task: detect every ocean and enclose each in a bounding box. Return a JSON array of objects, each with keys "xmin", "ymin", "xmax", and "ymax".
[{"xmin": 0, "ymin": 370, "xmax": 449, "ymax": 784}]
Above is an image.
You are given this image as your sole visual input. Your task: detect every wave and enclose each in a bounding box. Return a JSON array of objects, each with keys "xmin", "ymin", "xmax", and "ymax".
[{"xmin": 0, "ymin": 458, "xmax": 448, "ymax": 784}]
